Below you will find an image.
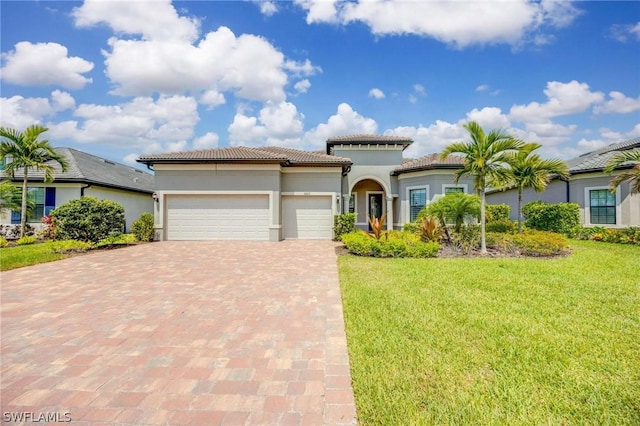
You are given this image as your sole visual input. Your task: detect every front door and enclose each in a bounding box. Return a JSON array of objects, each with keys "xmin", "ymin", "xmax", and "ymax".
[{"xmin": 368, "ymin": 193, "xmax": 383, "ymax": 230}]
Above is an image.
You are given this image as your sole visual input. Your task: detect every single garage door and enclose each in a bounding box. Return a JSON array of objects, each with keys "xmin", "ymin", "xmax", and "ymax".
[
  {"xmin": 283, "ymin": 195, "xmax": 333, "ymax": 239},
  {"xmin": 166, "ymin": 194, "xmax": 270, "ymax": 240}
]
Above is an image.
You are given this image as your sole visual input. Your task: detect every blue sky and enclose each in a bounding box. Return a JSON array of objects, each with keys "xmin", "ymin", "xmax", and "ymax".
[{"xmin": 1, "ymin": 0, "xmax": 639, "ymax": 168}]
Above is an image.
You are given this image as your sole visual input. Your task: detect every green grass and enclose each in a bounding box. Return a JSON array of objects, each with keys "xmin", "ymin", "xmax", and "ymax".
[
  {"xmin": 0, "ymin": 241, "xmax": 67, "ymax": 270},
  {"xmin": 339, "ymin": 240, "xmax": 640, "ymax": 425}
]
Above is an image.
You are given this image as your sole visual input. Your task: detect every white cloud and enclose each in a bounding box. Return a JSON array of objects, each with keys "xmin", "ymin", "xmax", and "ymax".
[
  {"xmin": 465, "ymin": 107, "xmax": 510, "ymax": 130},
  {"xmin": 72, "ymin": 2, "xmax": 319, "ymax": 103},
  {"xmin": 200, "ymin": 90, "xmax": 226, "ymax": 109},
  {"xmin": 0, "ymin": 91, "xmax": 76, "ymax": 130},
  {"xmin": 284, "ymin": 59, "xmax": 322, "ymax": 77},
  {"xmin": 475, "ymin": 84, "xmax": 490, "ymax": 92},
  {"xmin": 368, "ymin": 88, "xmax": 385, "ymax": 99},
  {"xmin": 193, "ymin": 132, "xmax": 220, "ymax": 149},
  {"xmin": 295, "ymin": 0, "xmax": 340, "ymax": 24},
  {"xmin": 413, "ymin": 84, "xmax": 426, "ymax": 95},
  {"xmin": 303, "ymin": 103, "xmax": 378, "ymax": 149},
  {"xmin": 296, "ymin": 0, "xmax": 581, "ymax": 48},
  {"xmin": 123, "ymin": 153, "xmax": 140, "ymax": 165},
  {"xmin": 509, "ymin": 80, "xmax": 604, "ymax": 122},
  {"xmin": 294, "ymin": 79, "xmax": 311, "ymax": 95},
  {"xmin": 593, "ymin": 91, "xmax": 640, "ymax": 114},
  {"xmin": 385, "ymin": 120, "xmax": 467, "ymax": 158},
  {"xmin": 608, "ymin": 22, "xmax": 640, "ymax": 43},
  {"xmin": 228, "ymin": 101, "xmax": 304, "ymax": 147},
  {"xmin": 48, "ymin": 95, "xmax": 199, "ymax": 153},
  {"xmin": 1, "ymin": 42, "xmax": 94, "ymax": 89},
  {"xmin": 256, "ymin": 1, "xmax": 278, "ymax": 16},
  {"xmin": 73, "ymin": 0, "xmax": 199, "ymax": 42},
  {"xmin": 408, "ymin": 94, "xmax": 418, "ymax": 104}
]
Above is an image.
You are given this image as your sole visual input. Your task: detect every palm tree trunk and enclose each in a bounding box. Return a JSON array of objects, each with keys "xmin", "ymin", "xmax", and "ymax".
[
  {"xmin": 518, "ymin": 188, "xmax": 523, "ymax": 234},
  {"xmin": 20, "ymin": 167, "xmax": 28, "ymax": 238},
  {"xmin": 480, "ymin": 189, "xmax": 487, "ymax": 253}
]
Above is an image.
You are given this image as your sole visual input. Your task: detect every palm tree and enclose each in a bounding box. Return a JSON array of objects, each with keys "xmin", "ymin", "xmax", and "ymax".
[
  {"xmin": 604, "ymin": 149, "xmax": 640, "ymax": 194},
  {"xmin": 0, "ymin": 125, "xmax": 68, "ymax": 237},
  {"xmin": 441, "ymin": 121, "xmax": 524, "ymax": 253},
  {"xmin": 505, "ymin": 143, "xmax": 569, "ymax": 233}
]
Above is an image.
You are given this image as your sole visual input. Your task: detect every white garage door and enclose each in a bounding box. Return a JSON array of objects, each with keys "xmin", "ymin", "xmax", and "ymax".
[
  {"xmin": 283, "ymin": 196, "xmax": 333, "ymax": 240},
  {"xmin": 166, "ymin": 195, "xmax": 269, "ymax": 240}
]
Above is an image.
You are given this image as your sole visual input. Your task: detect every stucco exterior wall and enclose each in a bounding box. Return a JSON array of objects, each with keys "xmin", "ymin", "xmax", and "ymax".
[
  {"xmin": 155, "ymin": 168, "xmax": 280, "ymax": 192},
  {"xmin": 281, "ymin": 169, "xmax": 342, "ymax": 193},
  {"xmin": 486, "ymin": 179, "xmax": 567, "ymax": 220}
]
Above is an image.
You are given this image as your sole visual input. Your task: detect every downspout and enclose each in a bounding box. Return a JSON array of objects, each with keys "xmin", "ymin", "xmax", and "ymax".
[
  {"xmin": 80, "ymin": 184, "xmax": 92, "ymax": 197},
  {"xmin": 563, "ymin": 177, "xmax": 570, "ymax": 202}
]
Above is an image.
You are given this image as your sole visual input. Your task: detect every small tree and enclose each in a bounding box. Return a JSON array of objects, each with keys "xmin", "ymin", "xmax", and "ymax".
[
  {"xmin": 441, "ymin": 121, "xmax": 524, "ymax": 253},
  {"xmin": 131, "ymin": 212, "xmax": 155, "ymax": 242},
  {"xmin": 51, "ymin": 197, "xmax": 125, "ymax": 242},
  {"xmin": 425, "ymin": 192, "xmax": 480, "ymax": 234},
  {"xmin": 505, "ymin": 143, "xmax": 569, "ymax": 233},
  {"xmin": 0, "ymin": 125, "xmax": 68, "ymax": 237}
]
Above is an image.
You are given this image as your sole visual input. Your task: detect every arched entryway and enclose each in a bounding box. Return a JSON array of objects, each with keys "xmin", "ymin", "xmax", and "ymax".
[{"xmin": 349, "ymin": 177, "xmax": 393, "ymax": 230}]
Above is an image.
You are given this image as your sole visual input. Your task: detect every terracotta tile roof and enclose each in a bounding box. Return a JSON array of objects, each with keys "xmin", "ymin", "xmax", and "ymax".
[
  {"xmin": 257, "ymin": 146, "xmax": 351, "ymax": 165},
  {"xmin": 326, "ymin": 134, "xmax": 414, "ymax": 143},
  {"xmin": 138, "ymin": 146, "xmax": 351, "ymax": 167},
  {"xmin": 138, "ymin": 146, "xmax": 288, "ymax": 162},
  {"xmin": 392, "ymin": 153, "xmax": 465, "ymax": 175}
]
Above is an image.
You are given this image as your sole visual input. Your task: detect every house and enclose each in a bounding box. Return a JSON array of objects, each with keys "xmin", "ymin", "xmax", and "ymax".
[
  {"xmin": 1, "ymin": 147, "xmax": 155, "ymax": 231},
  {"xmin": 486, "ymin": 137, "xmax": 640, "ymax": 227},
  {"xmin": 137, "ymin": 135, "xmax": 471, "ymax": 241}
]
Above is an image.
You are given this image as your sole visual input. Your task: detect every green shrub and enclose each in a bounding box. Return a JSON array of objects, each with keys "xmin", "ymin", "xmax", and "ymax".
[
  {"xmin": 574, "ymin": 226, "xmax": 640, "ymax": 245},
  {"xmin": 451, "ymin": 224, "xmax": 481, "ymax": 255},
  {"xmin": 16, "ymin": 235, "xmax": 37, "ymax": 245},
  {"xmin": 131, "ymin": 212, "xmax": 155, "ymax": 242},
  {"xmin": 50, "ymin": 240, "xmax": 93, "ymax": 254},
  {"xmin": 403, "ymin": 222, "xmax": 419, "ymax": 234},
  {"xmin": 95, "ymin": 233, "xmax": 137, "ymax": 248},
  {"xmin": 333, "ymin": 213, "xmax": 357, "ymax": 241},
  {"xmin": 0, "ymin": 236, "xmax": 9, "ymax": 248},
  {"xmin": 341, "ymin": 231, "xmax": 439, "ymax": 258},
  {"xmin": 486, "ymin": 204, "xmax": 511, "ymax": 222},
  {"xmin": 486, "ymin": 219, "xmax": 517, "ymax": 234},
  {"xmin": 522, "ymin": 201, "xmax": 580, "ymax": 236},
  {"xmin": 51, "ymin": 197, "xmax": 125, "ymax": 243},
  {"xmin": 488, "ymin": 230, "xmax": 569, "ymax": 256}
]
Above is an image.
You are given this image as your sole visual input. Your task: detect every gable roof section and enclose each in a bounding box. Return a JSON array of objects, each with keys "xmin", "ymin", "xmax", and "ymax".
[
  {"xmin": 326, "ymin": 134, "xmax": 413, "ymax": 154},
  {"xmin": 392, "ymin": 153, "xmax": 465, "ymax": 175},
  {"xmin": 3, "ymin": 147, "xmax": 154, "ymax": 194},
  {"xmin": 137, "ymin": 146, "xmax": 352, "ymax": 167},
  {"xmin": 568, "ymin": 137, "xmax": 640, "ymax": 174}
]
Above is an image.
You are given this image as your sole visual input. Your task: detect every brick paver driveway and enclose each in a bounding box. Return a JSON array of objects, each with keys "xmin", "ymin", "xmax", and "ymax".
[{"xmin": 1, "ymin": 241, "xmax": 357, "ymax": 425}]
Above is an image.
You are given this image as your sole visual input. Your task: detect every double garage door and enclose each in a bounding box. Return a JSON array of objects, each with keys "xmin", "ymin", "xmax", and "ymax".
[{"xmin": 166, "ymin": 194, "xmax": 332, "ymax": 240}]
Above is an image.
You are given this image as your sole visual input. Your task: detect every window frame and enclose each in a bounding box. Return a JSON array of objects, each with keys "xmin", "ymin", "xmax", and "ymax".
[
  {"xmin": 584, "ymin": 186, "xmax": 621, "ymax": 226},
  {"xmin": 442, "ymin": 184, "xmax": 468, "ymax": 195},
  {"xmin": 10, "ymin": 186, "xmax": 56, "ymax": 224},
  {"xmin": 406, "ymin": 185, "xmax": 429, "ymax": 223},
  {"xmin": 348, "ymin": 193, "xmax": 357, "ymax": 214}
]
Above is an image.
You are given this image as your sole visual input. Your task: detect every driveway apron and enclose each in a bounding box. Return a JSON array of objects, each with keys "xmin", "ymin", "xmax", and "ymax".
[{"xmin": 1, "ymin": 241, "xmax": 357, "ymax": 425}]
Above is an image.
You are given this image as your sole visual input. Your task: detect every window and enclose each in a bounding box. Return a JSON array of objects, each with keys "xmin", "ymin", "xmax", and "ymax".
[
  {"xmin": 11, "ymin": 187, "xmax": 56, "ymax": 223},
  {"xmin": 409, "ymin": 188, "xmax": 427, "ymax": 222},
  {"xmin": 445, "ymin": 187, "xmax": 464, "ymax": 194},
  {"xmin": 349, "ymin": 193, "xmax": 356, "ymax": 213},
  {"xmin": 589, "ymin": 189, "xmax": 616, "ymax": 224}
]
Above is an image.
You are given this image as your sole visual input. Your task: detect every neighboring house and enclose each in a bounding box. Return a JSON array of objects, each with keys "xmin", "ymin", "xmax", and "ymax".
[
  {"xmin": 137, "ymin": 135, "xmax": 471, "ymax": 241},
  {"xmin": 486, "ymin": 137, "xmax": 640, "ymax": 228},
  {"xmin": 1, "ymin": 147, "xmax": 155, "ymax": 231}
]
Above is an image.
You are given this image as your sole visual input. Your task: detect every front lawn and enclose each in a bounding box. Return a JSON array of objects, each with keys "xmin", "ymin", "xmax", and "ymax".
[{"xmin": 339, "ymin": 240, "xmax": 639, "ymax": 425}]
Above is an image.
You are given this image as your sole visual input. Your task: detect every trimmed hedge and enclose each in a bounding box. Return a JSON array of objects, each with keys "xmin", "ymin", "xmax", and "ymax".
[
  {"xmin": 334, "ymin": 213, "xmax": 357, "ymax": 241},
  {"xmin": 574, "ymin": 226, "xmax": 640, "ymax": 245},
  {"xmin": 488, "ymin": 230, "xmax": 569, "ymax": 256},
  {"xmin": 132, "ymin": 212, "xmax": 155, "ymax": 242},
  {"xmin": 522, "ymin": 201, "xmax": 580, "ymax": 236},
  {"xmin": 341, "ymin": 231, "xmax": 440, "ymax": 258},
  {"xmin": 486, "ymin": 204, "xmax": 511, "ymax": 223},
  {"xmin": 486, "ymin": 219, "xmax": 518, "ymax": 234}
]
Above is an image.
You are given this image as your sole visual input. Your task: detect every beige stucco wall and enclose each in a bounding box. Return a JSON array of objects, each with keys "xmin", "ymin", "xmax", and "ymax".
[{"xmin": 84, "ymin": 186, "xmax": 154, "ymax": 231}]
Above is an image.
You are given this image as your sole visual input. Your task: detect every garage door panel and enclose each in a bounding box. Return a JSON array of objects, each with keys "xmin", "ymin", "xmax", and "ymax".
[
  {"xmin": 167, "ymin": 195, "xmax": 269, "ymax": 241},
  {"xmin": 283, "ymin": 196, "xmax": 332, "ymax": 240}
]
